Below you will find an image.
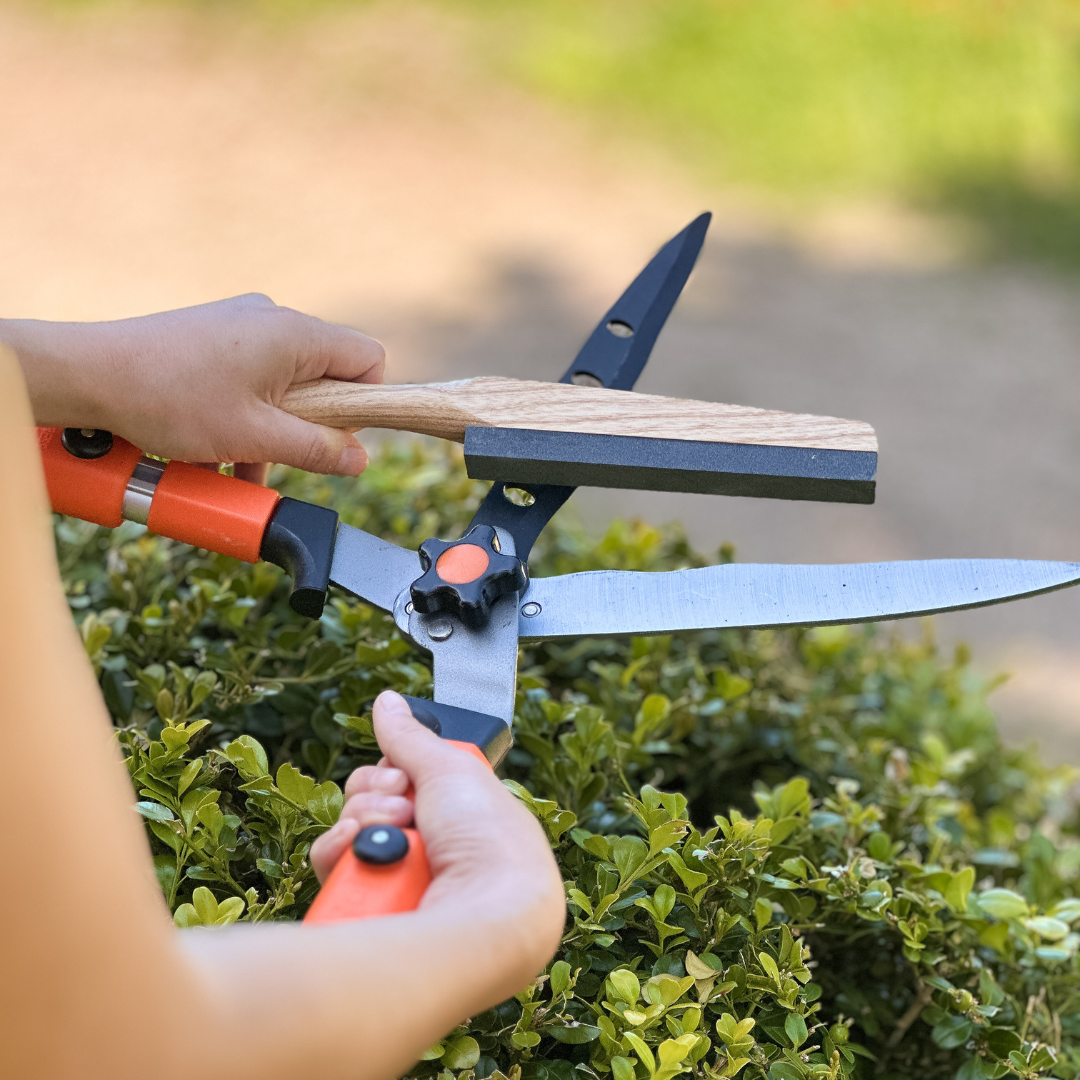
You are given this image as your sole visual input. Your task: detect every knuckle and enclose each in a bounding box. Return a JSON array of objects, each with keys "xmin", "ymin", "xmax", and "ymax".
[{"xmin": 294, "ymin": 429, "xmax": 334, "ymax": 473}]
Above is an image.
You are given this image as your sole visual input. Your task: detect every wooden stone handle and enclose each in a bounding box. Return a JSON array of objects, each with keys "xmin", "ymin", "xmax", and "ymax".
[{"xmin": 280, "ymin": 377, "xmax": 877, "ymax": 453}]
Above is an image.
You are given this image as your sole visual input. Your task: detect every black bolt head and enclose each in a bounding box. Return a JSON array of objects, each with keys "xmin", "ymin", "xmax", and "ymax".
[{"xmin": 352, "ymin": 824, "xmax": 410, "ymax": 865}]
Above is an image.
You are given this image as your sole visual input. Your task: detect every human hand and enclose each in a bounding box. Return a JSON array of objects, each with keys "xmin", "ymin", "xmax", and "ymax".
[
  {"xmin": 311, "ymin": 691, "xmax": 565, "ymax": 980},
  {"xmin": 5, "ymin": 293, "xmax": 384, "ymax": 478}
]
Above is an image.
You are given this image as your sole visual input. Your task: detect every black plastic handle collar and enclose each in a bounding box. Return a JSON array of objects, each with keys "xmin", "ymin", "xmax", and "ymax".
[{"xmin": 259, "ymin": 497, "xmax": 339, "ymax": 618}]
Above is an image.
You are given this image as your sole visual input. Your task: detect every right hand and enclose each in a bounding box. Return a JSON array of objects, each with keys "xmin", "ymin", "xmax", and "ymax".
[{"xmin": 310, "ymin": 691, "xmax": 566, "ymax": 979}]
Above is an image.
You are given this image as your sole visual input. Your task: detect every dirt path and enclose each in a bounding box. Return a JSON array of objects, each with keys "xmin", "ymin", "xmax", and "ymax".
[{"xmin": 2, "ymin": 3, "xmax": 1078, "ymax": 755}]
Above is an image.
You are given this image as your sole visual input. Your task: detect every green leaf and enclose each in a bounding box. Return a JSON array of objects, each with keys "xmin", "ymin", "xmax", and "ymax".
[
  {"xmin": 986, "ymin": 1027, "xmax": 1023, "ymax": 1060},
  {"xmin": 609, "ymin": 968, "xmax": 641, "ymax": 1005},
  {"xmin": 931, "ymin": 1015, "xmax": 974, "ymax": 1049},
  {"xmin": 192, "ymin": 886, "xmax": 219, "ymax": 925},
  {"xmin": 610, "ymin": 1057, "xmax": 636, "ymax": 1080},
  {"xmin": 135, "ymin": 801, "xmax": 175, "ymax": 822},
  {"xmin": 977, "ymin": 888, "xmax": 1029, "ymax": 920},
  {"xmin": 652, "ymin": 884, "xmax": 676, "ymax": 921},
  {"xmin": 754, "ymin": 897, "xmax": 773, "ymax": 930},
  {"xmin": 1050, "ymin": 898, "xmax": 1080, "ymax": 924},
  {"xmin": 623, "ymin": 1031, "xmax": 655, "ymax": 1073},
  {"xmin": 177, "ymin": 758, "xmax": 203, "ymax": 797},
  {"xmin": 550, "ymin": 960, "xmax": 571, "ymax": 996},
  {"xmin": 784, "ymin": 1012, "xmax": 808, "ymax": 1049},
  {"xmin": 548, "ymin": 1023, "xmax": 600, "ymax": 1044},
  {"xmin": 1025, "ymin": 915, "xmax": 1070, "ymax": 941},
  {"xmin": 612, "ymin": 836, "xmax": 649, "ymax": 884},
  {"xmin": 665, "ymin": 846, "xmax": 708, "ymax": 889},
  {"xmin": 768, "ymin": 1065, "xmax": 801, "ymax": 1080},
  {"xmin": 440, "ymin": 1036, "xmax": 480, "ymax": 1070},
  {"xmin": 276, "ymin": 762, "xmax": 315, "ymax": 807},
  {"xmin": 866, "ymin": 831, "xmax": 892, "ymax": 861},
  {"xmin": 224, "ymin": 735, "xmax": 268, "ymax": 779},
  {"xmin": 945, "ymin": 867, "xmax": 975, "ymax": 911}
]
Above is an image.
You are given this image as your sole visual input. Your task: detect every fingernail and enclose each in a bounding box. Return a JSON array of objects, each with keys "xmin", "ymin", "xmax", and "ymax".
[
  {"xmin": 376, "ymin": 689, "xmax": 409, "ymax": 714},
  {"xmin": 337, "ymin": 445, "xmax": 366, "ymax": 475}
]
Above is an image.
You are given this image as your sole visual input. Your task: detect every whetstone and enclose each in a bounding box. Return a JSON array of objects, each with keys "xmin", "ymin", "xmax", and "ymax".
[{"xmin": 280, "ymin": 376, "xmax": 878, "ymax": 503}]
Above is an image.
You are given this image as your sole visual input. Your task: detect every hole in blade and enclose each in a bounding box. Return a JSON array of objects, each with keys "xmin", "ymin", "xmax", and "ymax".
[
  {"xmin": 503, "ymin": 485, "xmax": 536, "ymax": 507},
  {"xmin": 606, "ymin": 319, "xmax": 633, "ymax": 338},
  {"xmin": 570, "ymin": 371, "xmax": 603, "ymax": 387}
]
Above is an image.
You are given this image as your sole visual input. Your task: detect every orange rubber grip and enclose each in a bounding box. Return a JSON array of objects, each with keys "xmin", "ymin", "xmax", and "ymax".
[
  {"xmin": 37, "ymin": 427, "xmax": 142, "ymax": 527},
  {"xmin": 304, "ymin": 741, "xmax": 492, "ymax": 925},
  {"xmin": 148, "ymin": 461, "xmax": 281, "ymax": 563}
]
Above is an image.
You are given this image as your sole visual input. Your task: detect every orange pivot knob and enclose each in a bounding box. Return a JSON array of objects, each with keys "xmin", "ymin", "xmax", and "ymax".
[{"xmin": 435, "ymin": 543, "xmax": 489, "ymax": 583}]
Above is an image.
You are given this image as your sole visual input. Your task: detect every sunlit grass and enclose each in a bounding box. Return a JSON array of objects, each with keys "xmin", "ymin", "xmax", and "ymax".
[
  {"xmin": 21, "ymin": 0, "xmax": 1080, "ymax": 262},
  {"xmin": 457, "ymin": 0, "xmax": 1080, "ymax": 262}
]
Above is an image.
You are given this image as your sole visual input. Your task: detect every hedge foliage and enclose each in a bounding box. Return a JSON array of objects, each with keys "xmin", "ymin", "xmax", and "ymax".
[{"xmin": 58, "ymin": 439, "xmax": 1080, "ymax": 1080}]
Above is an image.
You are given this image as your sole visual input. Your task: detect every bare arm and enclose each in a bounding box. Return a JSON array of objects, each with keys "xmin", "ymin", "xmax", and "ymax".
[
  {"xmin": 0, "ymin": 348, "xmax": 565, "ymax": 1080},
  {"xmin": 1, "ymin": 293, "xmax": 385, "ymax": 480}
]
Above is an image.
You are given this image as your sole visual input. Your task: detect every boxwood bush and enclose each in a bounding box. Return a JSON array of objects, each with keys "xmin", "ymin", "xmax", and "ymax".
[{"xmin": 58, "ymin": 440, "xmax": 1080, "ymax": 1080}]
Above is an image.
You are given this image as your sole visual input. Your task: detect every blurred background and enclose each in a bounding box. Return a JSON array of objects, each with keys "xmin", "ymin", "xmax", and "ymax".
[{"xmin": 4, "ymin": 0, "xmax": 1079, "ymax": 756}]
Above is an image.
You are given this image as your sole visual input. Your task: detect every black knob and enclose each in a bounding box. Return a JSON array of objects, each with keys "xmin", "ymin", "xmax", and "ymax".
[
  {"xmin": 352, "ymin": 824, "xmax": 409, "ymax": 865},
  {"xmin": 61, "ymin": 428, "xmax": 114, "ymax": 460},
  {"xmin": 410, "ymin": 524, "xmax": 526, "ymax": 630}
]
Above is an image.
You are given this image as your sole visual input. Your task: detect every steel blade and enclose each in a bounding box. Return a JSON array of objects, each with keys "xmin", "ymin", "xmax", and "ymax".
[
  {"xmin": 329, "ymin": 523, "xmax": 421, "ymax": 613},
  {"xmin": 518, "ymin": 559, "xmax": 1080, "ymax": 639},
  {"xmin": 560, "ymin": 212, "xmax": 712, "ymax": 391},
  {"xmin": 465, "ymin": 213, "xmax": 711, "ymax": 559}
]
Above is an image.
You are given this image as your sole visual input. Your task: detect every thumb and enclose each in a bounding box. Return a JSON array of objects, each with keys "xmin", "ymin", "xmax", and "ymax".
[
  {"xmin": 248, "ymin": 404, "xmax": 369, "ymax": 476},
  {"xmin": 372, "ymin": 691, "xmax": 484, "ymax": 786}
]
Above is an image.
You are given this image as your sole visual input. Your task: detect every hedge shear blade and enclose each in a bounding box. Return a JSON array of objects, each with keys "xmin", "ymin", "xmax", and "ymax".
[
  {"xmin": 516, "ymin": 558, "xmax": 1080, "ymax": 640},
  {"xmin": 466, "ymin": 212, "xmax": 712, "ymax": 559},
  {"xmin": 36, "ymin": 212, "xmax": 1080, "ymax": 926}
]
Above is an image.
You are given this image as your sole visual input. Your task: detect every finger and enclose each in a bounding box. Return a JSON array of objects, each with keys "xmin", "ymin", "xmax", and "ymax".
[
  {"xmin": 338, "ymin": 792, "xmax": 415, "ymax": 829},
  {"xmin": 287, "ymin": 311, "xmax": 386, "ymax": 384},
  {"xmin": 233, "ymin": 462, "xmax": 269, "ymax": 485},
  {"xmin": 371, "ymin": 690, "xmax": 490, "ymax": 789},
  {"xmin": 310, "ymin": 816, "xmax": 360, "ymax": 883},
  {"xmin": 343, "ymin": 764, "xmax": 410, "ymax": 801},
  {"xmin": 309, "ymin": 790, "xmax": 415, "ymax": 883},
  {"xmin": 246, "ymin": 403, "xmax": 370, "ymax": 476}
]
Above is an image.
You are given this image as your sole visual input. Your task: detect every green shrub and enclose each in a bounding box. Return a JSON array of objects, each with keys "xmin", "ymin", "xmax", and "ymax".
[{"xmin": 59, "ymin": 439, "xmax": 1080, "ymax": 1080}]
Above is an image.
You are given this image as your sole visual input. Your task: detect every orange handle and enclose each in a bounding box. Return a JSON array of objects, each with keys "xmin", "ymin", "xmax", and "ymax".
[
  {"xmin": 304, "ymin": 740, "xmax": 492, "ymax": 925},
  {"xmin": 148, "ymin": 460, "xmax": 280, "ymax": 563},
  {"xmin": 37, "ymin": 428, "xmax": 280, "ymax": 562},
  {"xmin": 37, "ymin": 427, "xmax": 143, "ymax": 527}
]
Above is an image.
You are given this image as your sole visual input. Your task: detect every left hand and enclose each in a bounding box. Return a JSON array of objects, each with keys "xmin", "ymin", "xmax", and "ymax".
[{"xmin": 4, "ymin": 293, "xmax": 385, "ymax": 479}]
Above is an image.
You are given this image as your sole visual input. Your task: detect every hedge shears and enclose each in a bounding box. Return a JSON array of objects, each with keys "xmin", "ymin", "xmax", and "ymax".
[{"xmin": 38, "ymin": 213, "xmax": 1080, "ymax": 923}]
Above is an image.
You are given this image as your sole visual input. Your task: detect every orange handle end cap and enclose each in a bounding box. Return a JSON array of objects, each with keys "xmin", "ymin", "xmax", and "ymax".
[
  {"xmin": 37, "ymin": 427, "xmax": 142, "ymax": 528},
  {"xmin": 304, "ymin": 829, "xmax": 431, "ymax": 925}
]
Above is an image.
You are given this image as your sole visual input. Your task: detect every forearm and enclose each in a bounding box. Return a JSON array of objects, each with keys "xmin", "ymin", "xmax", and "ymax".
[
  {"xmin": 181, "ymin": 890, "xmax": 552, "ymax": 1080},
  {"xmin": 0, "ymin": 317, "xmax": 129, "ymax": 429}
]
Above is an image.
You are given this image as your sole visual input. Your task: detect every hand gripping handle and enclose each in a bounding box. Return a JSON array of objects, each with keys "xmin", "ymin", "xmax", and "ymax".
[{"xmin": 304, "ymin": 739, "xmax": 492, "ymax": 925}]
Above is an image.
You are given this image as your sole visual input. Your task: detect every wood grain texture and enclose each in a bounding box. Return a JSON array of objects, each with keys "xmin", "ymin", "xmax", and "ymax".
[{"xmin": 280, "ymin": 376, "xmax": 877, "ymax": 452}]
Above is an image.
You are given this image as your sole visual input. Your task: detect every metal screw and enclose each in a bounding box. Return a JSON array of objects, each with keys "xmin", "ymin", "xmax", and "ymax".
[
  {"xmin": 427, "ymin": 618, "xmax": 453, "ymax": 641},
  {"xmin": 570, "ymin": 371, "xmax": 603, "ymax": 387},
  {"xmin": 404, "ymin": 601, "xmax": 414, "ymax": 614},
  {"xmin": 606, "ymin": 319, "xmax": 634, "ymax": 338},
  {"xmin": 521, "ymin": 602, "xmax": 542, "ymax": 618}
]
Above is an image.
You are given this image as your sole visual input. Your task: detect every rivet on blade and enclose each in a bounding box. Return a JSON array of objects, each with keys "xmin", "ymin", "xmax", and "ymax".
[{"xmin": 427, "ymin": 618, "xmax": 453, "ymax": 642}]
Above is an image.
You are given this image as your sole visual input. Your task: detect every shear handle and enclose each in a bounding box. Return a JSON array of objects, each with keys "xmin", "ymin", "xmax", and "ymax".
[
  {"xmin": 37, "ymin": 427, "xmax": 338, "ymax": 617},
  {"xmin": 304, "ymin": 739, "xmax": 492, "ymax": 925}
]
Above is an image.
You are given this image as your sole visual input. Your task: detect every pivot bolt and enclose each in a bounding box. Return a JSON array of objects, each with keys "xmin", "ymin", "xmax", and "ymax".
[{"xmin": 410, "ymin": 524, "xmax": 526, "ymax": 630}]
